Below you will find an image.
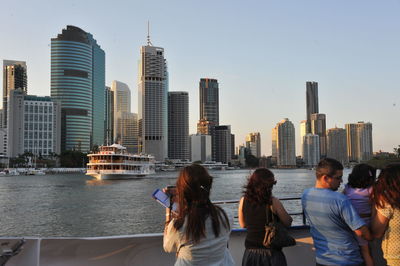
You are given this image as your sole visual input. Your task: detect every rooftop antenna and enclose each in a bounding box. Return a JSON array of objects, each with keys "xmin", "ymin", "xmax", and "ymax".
[{"xmin": 147, "ymin": 21, "xmax": 153, "ymax": 46}]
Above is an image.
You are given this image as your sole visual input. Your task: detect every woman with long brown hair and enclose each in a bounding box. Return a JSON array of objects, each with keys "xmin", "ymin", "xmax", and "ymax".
[
  {"xmin": 238, "ymin": 168, "xmax": 292, "ymax": 266},
  {"xmin": 371, "ymin": 163, "xmax": 400, "ymax": 266},
  {"xmin": 163, "ymin": 164, "xmax": 234, "ymax": 266}
]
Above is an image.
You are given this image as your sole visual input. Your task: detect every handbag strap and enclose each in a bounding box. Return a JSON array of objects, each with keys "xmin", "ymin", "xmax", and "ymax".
[{"xmin": 265, "ymin": 203, "xmax": 275, "ymax": 225}]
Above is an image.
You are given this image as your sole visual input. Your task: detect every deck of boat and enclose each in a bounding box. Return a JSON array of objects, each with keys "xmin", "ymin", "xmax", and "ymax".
[{"xmin": 0, "ymin": 227, "xmax": 387, "ymax": 265}]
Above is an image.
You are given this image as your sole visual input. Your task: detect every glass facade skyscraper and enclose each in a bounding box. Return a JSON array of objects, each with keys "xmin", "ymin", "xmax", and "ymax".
[{"xmin": 51, "ymin": 26, "xmax": 105, "ymax": 152}]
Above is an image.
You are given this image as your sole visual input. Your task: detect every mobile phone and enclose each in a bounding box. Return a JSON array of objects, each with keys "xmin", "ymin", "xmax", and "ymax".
[{"xmin": 152, "ymin": 189, "xmax": 178, "ymax": 212}]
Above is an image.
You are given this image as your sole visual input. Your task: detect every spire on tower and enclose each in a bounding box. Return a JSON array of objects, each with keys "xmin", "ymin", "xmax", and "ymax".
[{"xmin": 147, "ymin": 21, "xmax": 153, "ymax": 46}]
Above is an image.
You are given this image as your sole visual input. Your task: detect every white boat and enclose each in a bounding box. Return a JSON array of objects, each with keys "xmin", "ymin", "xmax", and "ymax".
[{"xmin": 86, "ymin": 144, "xmax": 155, "ymax": 180}]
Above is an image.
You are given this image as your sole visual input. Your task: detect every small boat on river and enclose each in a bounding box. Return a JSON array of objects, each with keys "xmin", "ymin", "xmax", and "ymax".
[{"xmin": 86, "ymin": 144, "xmax": 155, "ymax": 180}]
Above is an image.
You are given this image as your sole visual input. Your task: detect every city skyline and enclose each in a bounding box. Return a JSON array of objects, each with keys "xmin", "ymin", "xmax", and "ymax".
[{"xmin": 1, "ymin": 0, "xmax": 399, "ymax": 155}]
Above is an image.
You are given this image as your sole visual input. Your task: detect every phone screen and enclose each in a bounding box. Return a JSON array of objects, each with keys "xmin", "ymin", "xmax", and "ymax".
[{"xmin": 152, "ymin": 189, "xmax": 178, "ymax": 212}]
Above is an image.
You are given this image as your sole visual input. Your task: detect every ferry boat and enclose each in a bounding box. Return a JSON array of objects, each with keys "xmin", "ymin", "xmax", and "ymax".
[{"xmin": 86, "ymin": 144, "xmax": 155, "ymax": 180}]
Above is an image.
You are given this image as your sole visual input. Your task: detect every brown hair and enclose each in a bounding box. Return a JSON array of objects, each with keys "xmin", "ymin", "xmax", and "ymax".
[
  {"xmin": 173, "ymin": 164, "xmax": 229, "ymax": 243},
  {"xmin": 316, "ymin": 158, "xmax": 344, "ymax": 179},
  {"xmin": 243, "ymin": 168, "xmax": 275, "ymax": 205},
  {"xmin": 373, "ymin": 163, "xmax": 400, "ymax": 209}
]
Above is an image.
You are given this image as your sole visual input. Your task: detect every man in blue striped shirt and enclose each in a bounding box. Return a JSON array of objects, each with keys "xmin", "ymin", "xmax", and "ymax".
[{"xmin": 302, "ymin": 158, "xmax": 372, "ymax": 266}]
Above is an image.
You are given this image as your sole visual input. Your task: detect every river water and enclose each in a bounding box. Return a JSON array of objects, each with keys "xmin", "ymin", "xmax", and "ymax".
[{"xmin": 0, "ymin": 169, "xmax": 351, "ymax": 237}]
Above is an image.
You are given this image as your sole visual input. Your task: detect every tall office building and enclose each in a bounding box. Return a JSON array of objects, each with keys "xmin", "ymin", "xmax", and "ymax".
[
  {"xmin": 214, "ymin": 125, "xmax": 232, "ymax": 164},
  {"xmin": 118, "ymin": 112, "xmax": 138, "ymax": 154},
  {"xmin": 104, "ymin": 86, "xmax": 114, "ymax": 145},
  {"xmin": 303, "ymin": 134, "xmax": 320, "ymax": 167},
  {"xmin": 306, "ymin": 81, "xmax": 318, "ymax": 133},
  {"xmin": 3, "ymin": 60, "xmax": 27, "ymax": 128},
  {"xmin": 138, "ymin": 39, "xmax": 168, "ymax": 161},
  {"xmin": 7, "ymin": 89, "xmax": 61, "ymax": 157},
  {"xmin": 199, "ymin": 78, "xmax": 219, "ymax": 125},
  {"xmin": 271, "ymin": 127, "xmax": 278, "ymax": 164},
  {"xmin": 310, "ymin": 113, "xmax": 326, "ymax": 158},
  {"xmin": 346, "ymin": 122, "xmax": 373, "ymax": 162},
  {"xmin": 111, "ymin": 81, "xmax": 131, "ymax": 143},
  {"xmin": 168, "ymin": 92, "xmax": 189, "ymax": 160},
  {"xmin": 190, "ymin": 134, "xmax": 212, "ymax": 162},
  {"xmin": 326, "ymin": 127, "xmax": 348, "ymax": 165},
  {"xmin": 299, "ymin": 120, "xmax": 307, "ymax": 157},
  {"xmin": 274, "ymin": 118, "xmax": 296, "ymax": 167},
  {"xmin": 246, "ymin": 132, "xmax": 261, "ymax": 158},
  {"xmin": 51, "ymin": 25, "xmax": 105, "ymax": 152}
]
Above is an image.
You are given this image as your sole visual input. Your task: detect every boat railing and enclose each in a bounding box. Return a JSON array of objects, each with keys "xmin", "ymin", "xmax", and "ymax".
[{"xmin": 213, "ymin": 197, "xmax": 307, "ymax": 227}]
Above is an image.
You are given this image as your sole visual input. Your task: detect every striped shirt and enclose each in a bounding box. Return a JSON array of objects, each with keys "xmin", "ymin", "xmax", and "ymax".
[{"xmin": 302, "ymin": 187, "xmax": 366, "ymax": 265}]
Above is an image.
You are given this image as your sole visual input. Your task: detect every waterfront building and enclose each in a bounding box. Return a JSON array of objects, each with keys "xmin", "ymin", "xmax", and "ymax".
[
  {"xmin": 3, "ymin": 60, "xmax": 27, "ymax": 128},
  {"xmin": 138, "ymin": 39, "xmax": 168, "ymax": 161},
  {"xmin": 306, "ymin": 81, "xmax": 318, "ymax": 132},
  {"xmin": 271, "ymin": 127, "xmax": 277, "ymax": 165},
  {"xmin": 111, "ymin": 81, "xmax": 131, "ymax": 143},
  {"xmin": 168, "ymin": 92, "xmax": 189, "ymax": 160},
  {"xmin": 310, "ymin": 113, "xmax": 327, "ymax": 158},
  {"xmin": 51, "ymin": 25, "xmax": 105, "ymax": 152},
  {"xmin": 214, "ymin": 125, "xmax": 232, "ymax": 164},
  {"xmin": 104, "ymin": 86, "xmax": 114, "ymax": 145},
  {"xmin": 117, "ymin": 112, "xmax": 138, "ymax": 154},
  {"xmin": 238, "ymin": 145, "xmax": 247, "ymax": 166},
  {"xmin": 199, "ymin": 78, "xmax": 219, "ymax": 125},
  {"xmin": 7, "ymin": 89, "xmax": 61, "ymax": 158},
  {"xmin": 303, "ymin": 134, "xmax": 320, "ymax": 167},
  {"xmin": 274, "ymin": 118, "xmax": 296, "ymax": 167},
  {"xmin": 300, "ymin": 120, "xmax": 307, "ymax": 157},
  {"xmin": 326, "ymin": 127, "xmax": 348, "ymax": 165},
  {"xmin": 0, "ymin": 128, "xmax": 7, "ymax": 156},
  {"xmin": 231, "ymin": 134, "xmax": 235, "ymax": 159},
  {"xmin": 246, "ymin": 132, "xmax": 261, "ymax": 158},
  {"xmin": 0, "ymin": 109, "xmax": 3, "ymax": 129},
  {"xmin": 345, "ymin": 122, "xmax": 373, "ymax": 162},
  {"xmin": 189, "ymin": 134, "xmax": 211, "ymax": 162}
]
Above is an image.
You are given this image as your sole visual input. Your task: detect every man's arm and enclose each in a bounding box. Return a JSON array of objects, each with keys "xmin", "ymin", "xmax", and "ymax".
[{"xmin": 354, "ymin": 225, "xmax": 372, "ymax": 241}]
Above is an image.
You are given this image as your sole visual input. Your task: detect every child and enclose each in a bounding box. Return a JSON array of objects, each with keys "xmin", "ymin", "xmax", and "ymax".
[{"xmin": 343, "ymin": 164, "xmax": 376, "ymax": 266}]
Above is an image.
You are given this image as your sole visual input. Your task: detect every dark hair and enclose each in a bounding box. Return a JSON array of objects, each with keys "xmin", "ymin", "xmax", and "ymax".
[
  {"xmin": 173, "ymin": 164, "xmax": 229, "ymax": 243},
  {"xmin": 316, "ymin": 158, "xmax": 344, "ymax": 179},
  {"xmin": 243, "ymin": 168, "xmax": 275, "ymax": 205},
  {"xmin": 373, "ymin": 163, "xmax": 400, "ymax": 209},
  {"xmin": 348, "ymin": 164, "xmax": 376, "ymax": 189}
]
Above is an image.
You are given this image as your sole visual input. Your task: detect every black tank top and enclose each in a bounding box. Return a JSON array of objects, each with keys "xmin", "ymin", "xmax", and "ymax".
[{"xmin": 243, "ymin": 197, "xmax": 278, "ymax": 249}]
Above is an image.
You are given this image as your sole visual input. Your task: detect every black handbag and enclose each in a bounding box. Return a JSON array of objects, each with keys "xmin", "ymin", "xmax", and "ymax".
[{"xmin": 263, "ymin": 204, "xmax": 296, "ymax": 248}]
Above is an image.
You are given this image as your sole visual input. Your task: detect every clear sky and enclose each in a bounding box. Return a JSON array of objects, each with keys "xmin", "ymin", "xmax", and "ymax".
[{"xmin": 1, "ymin": 0, "xmax": 399, "ymax": 155}]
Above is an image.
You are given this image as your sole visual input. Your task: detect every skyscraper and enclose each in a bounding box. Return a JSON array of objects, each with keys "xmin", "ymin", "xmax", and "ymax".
[
  {"xmin": 326, "ymin": 127, "xmax": 348, "ymax": 165},
  {"xmin": 190, "ymin": 134, "xmax": 212, "ymax": 162},
  {"xmin": 119, "ymin": 112, "xmax": 139, "ymax": 154},
  {"xmin": 346, "ymin": 122, "xmax": 373, "ymax": 162},
  {"xmin": 51, "ymin": 25, "xmax": 105, "ymax": 152},
  {"xmin": 246, "ymin": 132, "xmax": 261, "ymax": 158},
  {"xmin": 168, "ymin": 91, "xmax": 189, "ymax": 160},
  {"xmin": 111, "ymin": 80, "xmax": 131, "ymax": 143},
  {"xmin": 214, "ymin": 125, "xmax": 232, "ymax": 164},
  {"xmin": 199, "ymin": 78, "xmax": 219, "ymax": 125},
  {"xmin": 138, "ymin": 39, "xmax": 168, "ymax": 161},
  {"xmin": 274, "ymin": 118, "xmax": 296, "ymax": 167},
  {"xmin": 303, "ymin": 134, "xmax": 320, "ymax": 167},
  {"xmin": 3, "ymin": 60, "xmax": 27, "ymax": 128},
  {"xmin": 104, "ymin": 86, "xmax": 114, "ymax": 145},
  {"xmin": 300, "ymin": 120, "xmax": 307, "ymax": 157},
  {"xmin": 310, "ymin": 113, "xmax": 327, "ymax": 158},
  {"xmin": 306, "ymin": 81, "xmax": 318, "ymax": 133}
]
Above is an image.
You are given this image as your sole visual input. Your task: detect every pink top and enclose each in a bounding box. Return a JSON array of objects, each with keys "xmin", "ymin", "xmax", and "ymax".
[{"xmin": 343, "ymin": 184, "xmax": 372, "ymax": 222}]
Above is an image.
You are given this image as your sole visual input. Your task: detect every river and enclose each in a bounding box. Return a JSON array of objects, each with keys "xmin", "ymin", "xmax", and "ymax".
[{"xmin": 0, "ymin": 168, "xmax": 351, "ymax": 237}]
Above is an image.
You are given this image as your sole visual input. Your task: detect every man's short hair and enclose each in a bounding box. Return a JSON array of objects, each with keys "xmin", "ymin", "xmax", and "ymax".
[{"xmin": 316, "ymin": 158, "xmax": 344, "ymax": 179}]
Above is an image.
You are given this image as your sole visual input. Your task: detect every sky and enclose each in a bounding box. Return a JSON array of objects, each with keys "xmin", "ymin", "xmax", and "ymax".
[{"xmin": 1, "ymin": 0, "xmax": 399, "ymax": 156}]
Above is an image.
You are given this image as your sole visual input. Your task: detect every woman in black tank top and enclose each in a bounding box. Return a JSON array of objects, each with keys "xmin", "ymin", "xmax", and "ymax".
[{"xmin": 238, "ymin": 168, "xmax": 292, "ymax": 266}]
